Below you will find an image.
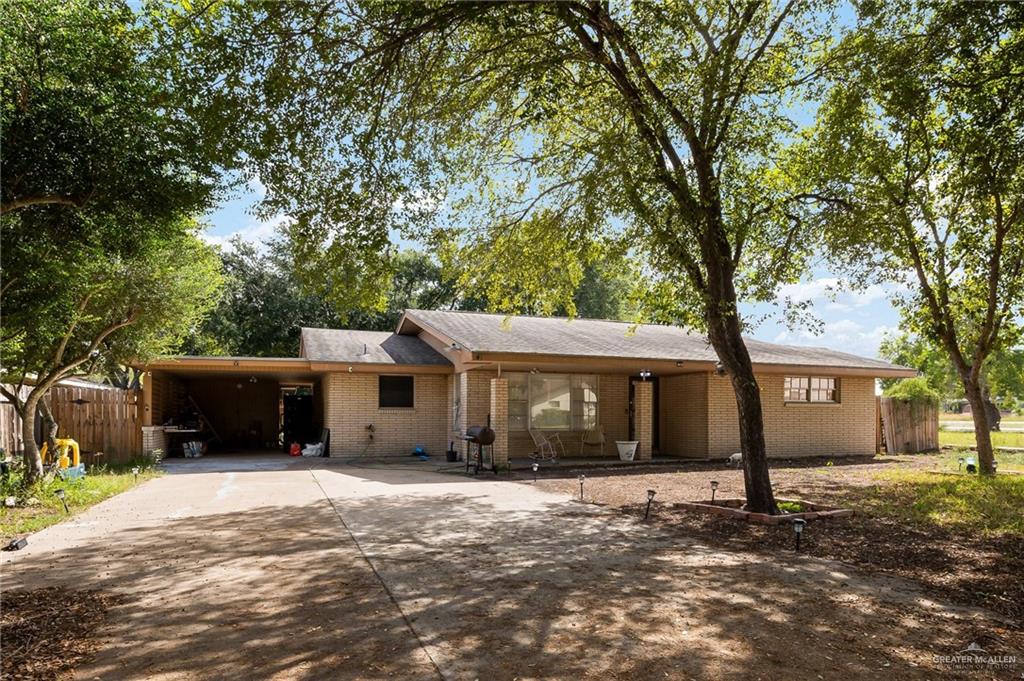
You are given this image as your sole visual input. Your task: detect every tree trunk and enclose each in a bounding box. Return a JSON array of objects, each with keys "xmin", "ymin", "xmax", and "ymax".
[
  {"xmin": 963, "ymin": 380, "xmax": 995, "ymax": 475},
  {"xmin": 38, "ymin": 398, "xmax": 59, "ymax": 461},
  {"xmin": 709, "ymin": 328, "xmax": 778, "ymax": 514},
  {"xmin": 18, "ymin": 394, "xmax": 45, "ymax": 485}
]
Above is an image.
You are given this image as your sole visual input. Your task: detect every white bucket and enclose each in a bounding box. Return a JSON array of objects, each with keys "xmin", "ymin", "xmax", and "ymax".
[{"xmin": 616, "ymin": 441, "xmax": 639, "ymax": 461}]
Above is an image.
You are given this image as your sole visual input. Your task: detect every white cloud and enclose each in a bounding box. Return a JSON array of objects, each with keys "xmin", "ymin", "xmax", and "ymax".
[
  {"xmin": 776, "ymin": 277, "xmax": 894, "ymax": 312},
  {"xmin": 773, "ymin": 320, "xmax": 895, "ymax": 358},
  {"xmin": 202, "ymin": 214, "xmax": 293, "ymax": 252}
]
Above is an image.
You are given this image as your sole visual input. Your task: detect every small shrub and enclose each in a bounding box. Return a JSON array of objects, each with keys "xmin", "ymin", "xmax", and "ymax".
[
  {"xmin": 777, "ymin": 500, "xmax": 804, "ymax": 513},
  {"xmin": 884, "ymin": 377, "xmax": 940, "ymax": 405}
]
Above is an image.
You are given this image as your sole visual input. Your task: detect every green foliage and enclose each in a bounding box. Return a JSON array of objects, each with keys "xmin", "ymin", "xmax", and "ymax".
[
  {"xmin": 881, "ymin": 332, "xmax": 1024, "ymax": 410},
  {"xmin": 883, "ymin": 377, "xmax": 941, "ymax": 406},
  {"xmin": 776, "ymin": 501, "xmax": 804, "ymax": 513},
  {"xmin": 154, "ymin": 1, "xmax": 833, "ymax": 329},
  {"xmin": 0, "ymin": 0, "xmax": 226, "ymax": 398},
  {"xmin": 810, "ymin": 1, "xmax": 1024, "ymax": 383},
  {"xmin": 0, "ymin": 0, "xmax": 225, "ymax": 220}
]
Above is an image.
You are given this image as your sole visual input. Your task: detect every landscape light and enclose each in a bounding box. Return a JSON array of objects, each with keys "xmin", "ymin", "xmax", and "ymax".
[
  {"xmin": 993, "ymin": 461, "xmax": 998, "ymax": 473},
  {"xmin": 792, "ymin": 518, "xmax": 806, "ymax": 551},
  {"xmin": 578, "ymin": 474, "xmax": 586, "ymax": 501},
  {"xmin": 132, "ymin": 466, "xmax": 140, "ymax": 481},
  {"xmin": 3, "ymin": 537, "xmax": 27, "ymax": 552},
  {"xmin": 55, "ymin": 488, "xmax": 69, "ymax": 514},
  {"xmin": 644, "ymin": 489, "xmax": 656, "ymax": 520},
  {"xmin": 710, "ymin": 480, "xmax": 719, "ymax": 502},
  {"xmin": 532, "ymin": 462, "xmax": 539, "ymax": 482},
  {"xmin": 957, "ymin": 457, "xmax": 965, "ymax": 471}
]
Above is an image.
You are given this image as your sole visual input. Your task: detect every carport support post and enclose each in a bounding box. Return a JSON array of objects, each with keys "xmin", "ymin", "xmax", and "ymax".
[
  {"xmin": 490, "ymin": 377, "xmax": 509, "ymax": 470},
  {"xmin": 633, "ymin": 380, "xmax": 653, "ymax": 461}
]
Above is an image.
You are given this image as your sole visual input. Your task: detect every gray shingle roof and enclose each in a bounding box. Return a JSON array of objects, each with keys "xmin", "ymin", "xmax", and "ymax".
[
  {"xmin": 400, "ymin": 309, "xmax": 913, "ymax": 373},
  {"xmin": 300, "ymin": 328, "xmax": 451, "ymax": 366}
]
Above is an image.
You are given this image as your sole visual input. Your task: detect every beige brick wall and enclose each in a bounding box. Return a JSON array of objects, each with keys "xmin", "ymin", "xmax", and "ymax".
[
  {"xmin": 661, "ymin": 373, "xmax": 709, "ymax": 458},
  {"xmin": 707, "ymin": 373, "xmax": 877, "ymax": 459},
  {"xmin": 633, "ymin": 381, "xmax": 653, "ymax": 460},
  {"xmin": 322, "ymin": 372, "xmax": 448, "ymax": 457}
]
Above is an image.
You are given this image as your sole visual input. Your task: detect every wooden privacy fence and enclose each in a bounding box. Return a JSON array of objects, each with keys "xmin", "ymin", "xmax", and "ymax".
[
  {"xmin": 878, "ymin": 396, "xmax": 939, "ymax": 453},
  {"xmin": 0, "ymin": 382, "xmax": 142, "ymax": 464}
]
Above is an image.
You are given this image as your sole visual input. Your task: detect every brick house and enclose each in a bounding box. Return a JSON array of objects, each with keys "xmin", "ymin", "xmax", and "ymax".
[{"xmin": 140, "ymin": 309, "xmax": 916, "ymax": 465}]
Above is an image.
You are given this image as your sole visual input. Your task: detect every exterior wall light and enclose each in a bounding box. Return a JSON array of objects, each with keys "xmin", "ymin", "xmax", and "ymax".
[
  {"xmin": 639, "ymin": 370, "xmax": 652, "ymax": 381},
  {"xmin": 714, "ymin": 362, "xmax": 727, "ymax": 377}
]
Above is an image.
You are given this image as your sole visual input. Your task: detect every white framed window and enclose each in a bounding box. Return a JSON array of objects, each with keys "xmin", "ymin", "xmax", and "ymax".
[
  {"xmin": 507, "ymin": 372, "xmax": 598, "ymax": 431},
  {"xmin": 784, "ymin": 376, "xmax": 839, "ymax": 403}
]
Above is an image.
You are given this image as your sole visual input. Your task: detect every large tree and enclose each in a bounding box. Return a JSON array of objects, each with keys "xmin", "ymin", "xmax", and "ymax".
[
  {"xmin": 164, "ymin": 1, "xmax": 840, "ymax": 513},
  {"xmin": 0, "ymin": 213, "xmax": 222, "ymax": 481},
  {"xmin": 812, "ymin": 1, "xmax": 1024, "ymax": 474},
  {"xmin": 0, "ymin": 0, "xmax": 228, "ymax": 481}
]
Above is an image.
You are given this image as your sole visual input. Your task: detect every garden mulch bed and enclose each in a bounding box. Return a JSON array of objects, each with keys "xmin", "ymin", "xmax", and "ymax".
[
  {"xmin": 1, "ymin": 587, "xmax": 126, "ymax": 680},
  {"xmin": 529, "ymin": 455, "xmax": 1024, "ymax": 628}
]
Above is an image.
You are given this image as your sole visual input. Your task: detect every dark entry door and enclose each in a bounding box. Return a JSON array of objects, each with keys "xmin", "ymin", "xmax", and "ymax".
[{"xmin": 628, "ymin": 376, "xmax": 660, "ymax": 452}]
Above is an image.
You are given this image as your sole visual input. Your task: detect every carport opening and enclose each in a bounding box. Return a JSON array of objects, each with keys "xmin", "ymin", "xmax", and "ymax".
[{"xmin": 150, "ymin": 372, "xmax": 324, "ymax": 456}]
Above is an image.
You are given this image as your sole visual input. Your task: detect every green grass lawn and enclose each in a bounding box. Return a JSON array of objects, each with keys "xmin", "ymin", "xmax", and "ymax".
[
  {"xmin": 940, "ymin": 412, "xmax": 1024, "ymax": 422},
  {"xmin": 1, "ymin": 462, "xmax": 160, "ymax": 541},
  {"xmin": 863, "ymin": 467, "xmax": 1024, "ymax": 536},
  {"xmin": 938, "ymin": 429, "xmax": 1024, "ymax": 448}
]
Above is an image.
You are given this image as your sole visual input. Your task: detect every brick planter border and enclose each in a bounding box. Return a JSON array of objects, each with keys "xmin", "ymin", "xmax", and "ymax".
[{"xmin": 675, "ymin": 497, "xmax": 854, "ymax": 525}]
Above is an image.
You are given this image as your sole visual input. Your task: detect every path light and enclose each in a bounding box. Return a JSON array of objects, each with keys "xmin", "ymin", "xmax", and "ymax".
[
  {"xmin": 532, "ymin": 462, "xmax": 539, "ymax": 482},
  {"xmin": 792, "ymin": 518, "xmax": 806, "ymax": 551},
  {"xmin": 578, "ymin": 474, "xmax": 586, "ymax": 501},
  {"xmin": 132, "ymin": 466, "xmax": 140, "ymax": 482},
  {"xmin": 55, "ymin": 488, "xmax": 69, "ymax": 514},
  {"xmin": 644, "ymin": 489, "xmax": 656, "ymax": 520},
  {"xmin": 3, "ymin": 537, "xmax": 27, "ymax": 552},
  {"xmin": 957, "ymin": 457, "xmax": 965, "ymax": 471},
  {"xmin": 993, "ymin": 461, "xmax": 998, "ymax": 473},
  {"xmin": 710, "ymin": 480, "xmax": 719, "ymax": 503}
]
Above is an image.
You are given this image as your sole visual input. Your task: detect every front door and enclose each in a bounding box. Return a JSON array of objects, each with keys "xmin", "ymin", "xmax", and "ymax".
[{"xmin": 628, "ymin": 376, "xmax": 660, "ymax": 452}]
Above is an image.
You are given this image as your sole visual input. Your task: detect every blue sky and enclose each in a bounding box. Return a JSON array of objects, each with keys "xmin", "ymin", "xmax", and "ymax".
[{"xmin": 201, "ymin": 182, "xmax": 901, "ymax": 361}]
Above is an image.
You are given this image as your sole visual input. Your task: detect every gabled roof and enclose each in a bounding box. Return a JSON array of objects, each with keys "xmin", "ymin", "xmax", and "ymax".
[
  {"xmin": 300, "ymin": 328, "xmax": 451, "ymax": 366},
  {"xmin": 396, "ymin": 309, "xmax": 915, "ymax": 374}
]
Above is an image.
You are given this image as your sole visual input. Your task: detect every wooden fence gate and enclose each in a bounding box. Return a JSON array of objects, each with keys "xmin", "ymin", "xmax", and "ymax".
[
  {"xmin": 878, "ymin": 396, "xmax": 939, "ymax": 453},
  {"xmin": 0, "ymin": 382, "xmax": 142, "ymax": 464}
]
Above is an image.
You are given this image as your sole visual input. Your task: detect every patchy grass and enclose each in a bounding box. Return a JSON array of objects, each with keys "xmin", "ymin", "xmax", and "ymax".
[
  {"xmin": 933, "ymin": 448, "xmax": 1024, "ymax": 473},
  {"xmin": 0, "ymin": 461, "xmax": 160, "ymax": 541},
  {"xmin": 858, "ymin": 469, "xmax": 1024, "ymax": 536},
  {"xmin": 939, "ymin": 429, "xmax": 1024, "ymax": 448}
]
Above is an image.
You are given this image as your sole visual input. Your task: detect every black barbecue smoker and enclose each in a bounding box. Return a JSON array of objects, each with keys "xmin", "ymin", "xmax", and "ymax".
[{"xmin": 463, "ymin": 417, "xmax": 497, "ymax": 475}]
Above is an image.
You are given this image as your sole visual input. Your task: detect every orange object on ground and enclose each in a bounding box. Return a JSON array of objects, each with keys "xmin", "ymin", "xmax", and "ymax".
[{"xmin": 289, "ymin": 442, "xmax": 301, "ymax": 457}]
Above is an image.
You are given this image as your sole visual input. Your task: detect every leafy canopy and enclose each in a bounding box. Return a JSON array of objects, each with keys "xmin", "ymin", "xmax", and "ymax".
[{"xmin": 157, "ymin": 0, "xmax": 834, "ymax": 327}]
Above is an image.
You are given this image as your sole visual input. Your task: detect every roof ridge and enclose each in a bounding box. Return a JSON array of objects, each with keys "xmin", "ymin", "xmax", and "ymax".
[{"xmin": 406, "ymin": 308, "xmax": 684, "ymax": 328}]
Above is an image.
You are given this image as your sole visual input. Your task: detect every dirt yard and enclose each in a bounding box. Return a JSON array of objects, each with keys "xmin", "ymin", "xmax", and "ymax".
[{"xmin": 529, "ymin": 454, "xmax": 1024, "ymax": 627}]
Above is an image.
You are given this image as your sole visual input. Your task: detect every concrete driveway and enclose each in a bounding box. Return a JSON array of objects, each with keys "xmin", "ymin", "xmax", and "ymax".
[{"xmin": 2, "ymin": 457, "xmax": 1006, "ymax": 680}]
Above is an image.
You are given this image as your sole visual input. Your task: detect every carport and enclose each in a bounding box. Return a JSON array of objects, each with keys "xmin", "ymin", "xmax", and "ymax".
[{"xmin": 140, "ymin": 357, "xmax": 327, "ymax": 457}]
